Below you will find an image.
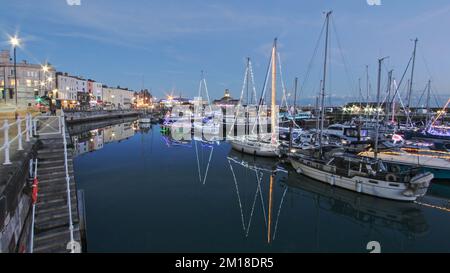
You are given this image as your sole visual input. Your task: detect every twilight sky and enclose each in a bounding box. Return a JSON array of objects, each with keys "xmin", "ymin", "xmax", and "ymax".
[{"xmin": 0, "ymin": 0, "xmax": 449, "ymax": 106}]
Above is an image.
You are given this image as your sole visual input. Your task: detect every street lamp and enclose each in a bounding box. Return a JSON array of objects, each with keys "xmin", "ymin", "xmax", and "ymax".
[
  {"xmin": 39, "ymin": 65, "xmax": 50, "ymax": 97},
  {"xmin": 9, "ymin": 36, "xmax": 20, "ymax": 106}
]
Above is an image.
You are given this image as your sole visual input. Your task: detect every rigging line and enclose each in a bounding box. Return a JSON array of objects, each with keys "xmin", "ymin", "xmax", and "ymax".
[
  {"xmin": 255, "ymin": 171, "xmax": 268, "ymax": 228},
  {"xmin": 252, "ymin": 54, "xmax": 273, "ymax": 136},
  {"xmin": 392, "ymin": 79, "xmax": 412, "ymax": 123},
  {"xmin": 249, "ymin": 60, "xmax": 258, "ymax": 105},
  {"xmin": 419, "ymin": 45, "xmax": 435, "ymax": 83},
  {"xmin": 277, "ymin": 52, "xmax": 290, "ymax": 110},
  {"xmin": 228, "ymin": 159, "xmax": 246, "ymax": 231},
  {"xmin": 202, "ymin": 146, "xmax": 214, "ymax": 185},
  {"xmin": 245, "ymin": 169, "xmax": 265, "ymax": 237},
  {"xmin": 415, "ymin": 82, "xmax": 429, "ymax": 109},
  {"xmin": 259, "ymin": 47, "xmax": 273, "ymax": 106},
  {"xmin": 389, "ymin": 55, "xmax": 413, "ymax": 105},
  {"xmin": 203, "ymin": 78, "xmax": 212, "ymax": 113},
  {"xmin": 330, "ymin": 17, "xmax": 357, "ymax": 96},
  {"xmin": 229, "ymin": 65, "xmax": 249, "ymax": 137},
  {"xmin": 299, "ymin": 19, "xmax": 327, "ymax": 100},
  {"xmin": 194, "ymin": 140, "xmax": 202, "ymax": 184},
  {"xmin": 272, "ymin": 186, "xmax": 288, "ymax": 241},
  {"xmin": 431, "ymin": 86, "xmax": 444, "ymax": 108}
]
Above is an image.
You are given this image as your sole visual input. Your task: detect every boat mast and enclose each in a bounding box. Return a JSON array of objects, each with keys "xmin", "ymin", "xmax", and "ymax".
[
  {"xmin": 425, "ymin": 79, "xmax": 431, "ymax": 127},
  {"xmin": 315, "ymin": 90, "xmax": 320, "ymax": 133},
  {"xmin": 319, "ymin": 11, "xmax": 332, "ymax": 149},
  {"xmin": 375, "ymin": 56, "xmax": 388, "ymax": 159},
  {"xmin": 366, "ymin": 65, "xmax": 369, "ymax": 120},
  {"xmin": 271, "ymin": 38, "xmax": 277, "ymax": 145},
  {"xmin": 246, "ymin": 57, "xmax": 250, "ymax": 105},
  {"xmin": 385, "ymin": 70, "xmax": 393, "ymax": 123},
  {"xmin": 407, "ymin": 38, "xmax": 418, "ymax": 119},
  {"xmin": 289, "ymin": 77, "xmax": 298, "ymax": 150}
]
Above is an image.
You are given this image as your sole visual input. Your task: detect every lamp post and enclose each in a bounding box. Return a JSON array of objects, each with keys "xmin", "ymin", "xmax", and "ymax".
[
  {"xmin": 41, "ymin": 64, "xmax": 49, "ymax": 96},
  {"xmin": 10, "ymin": 36, "xmax": 20, "ymax": 107}
]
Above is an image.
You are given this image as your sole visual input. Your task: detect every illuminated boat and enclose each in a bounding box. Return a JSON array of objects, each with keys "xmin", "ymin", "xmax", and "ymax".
[{"xmin": 229, "ymin": 39, "xmax": 280, "ymax": 158}]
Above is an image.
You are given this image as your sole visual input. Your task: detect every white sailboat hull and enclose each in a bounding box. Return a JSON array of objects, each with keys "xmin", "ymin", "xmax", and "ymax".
[
  {"xmin": 289, "ymin": 158, "xmax": 432, "ymax": 201},
  {"xmin": 230, "ymin": 139, "xmax": 279, "ymax": 157}
]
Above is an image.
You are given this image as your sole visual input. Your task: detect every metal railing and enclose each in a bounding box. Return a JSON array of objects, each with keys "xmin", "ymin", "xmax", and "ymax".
[
  {"xmin": 0, "ymin": 114, "xmax": 33, "ymax": 165},
  {"xmin": 1, "ymin": 112, "xmax": 79, "ymax": 252},
  {"xmin": 60, "ymin": 110, "xmax": 80, "ymax": 253}
]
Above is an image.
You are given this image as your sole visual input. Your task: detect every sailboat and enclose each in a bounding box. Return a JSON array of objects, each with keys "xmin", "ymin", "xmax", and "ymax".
[
  {"xmin": 229, "ymin": 39, "xmax": 280, "ymax": 157},
  {"xmin": 288, "ymin": 12, "xmax": 433, "ymax": 201},
  {"xmin": 193, "ymin": 74, "xmax": 221, "ymax": 135}
]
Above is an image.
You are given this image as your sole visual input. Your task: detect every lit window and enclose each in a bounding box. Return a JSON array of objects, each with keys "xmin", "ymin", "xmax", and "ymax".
[{"xmin": 26, "ymin": 79, "xmax": 32, "ymax": 87}]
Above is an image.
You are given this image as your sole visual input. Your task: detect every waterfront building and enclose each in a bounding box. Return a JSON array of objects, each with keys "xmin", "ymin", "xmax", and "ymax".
[
  {"xmin": 212, "ymin": 89, "xmax": 239, "ymax": 107},
  {"xmin": 102, "ymin": 85, "xmax": 135, "ymax": 109},
  {"xmin": 134, "ymin": 89, "xmax": 153, "ymax": 108},
  {"xmin": 0, "ymin": 49, "xmax": 56, "ymax": 108},
  {"xmin": 159, "ymin": 96, "xmax": 191, "ymax": 109},
  {"xmin": 56, "ymin": 72, "xmax": 87, "ymax": 109},
  {"xmin": 87, "ymin": 79, "xmax": 103, "ymax": 103}
]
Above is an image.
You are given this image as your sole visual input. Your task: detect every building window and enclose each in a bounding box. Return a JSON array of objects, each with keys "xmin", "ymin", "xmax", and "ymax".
[{"xmin": 26, "ymin": 79, "xmax": 32, "ymax": 87}]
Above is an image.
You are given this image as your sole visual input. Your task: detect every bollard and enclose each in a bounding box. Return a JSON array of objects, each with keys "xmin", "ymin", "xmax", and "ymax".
[
  {"xmin": 25, "ymin": 114, "xmax": 30, "ymax": 142},
  {"xmin": 33, "ymin": 119, "xmax": 37, "ymax": 136},
  {"xmin": 17, "ymin": 117, "xmax": 23, "ymax": 151},
  {"xmin": 58, "ymin": 114, "xmax": 62, "ymax": 133},
  {"xmin": 3, "ymin": 120, "xmax": 11, "ymax": 165},
  {"xmin": 29, "ymin": 114, "xmax": 33, "ymax": 138}
]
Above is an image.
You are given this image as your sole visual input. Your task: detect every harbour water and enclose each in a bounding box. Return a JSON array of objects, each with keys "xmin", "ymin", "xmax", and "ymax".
[{"xmin": 71, "ymin": 120, "xmax": 450, "ymax": 253}]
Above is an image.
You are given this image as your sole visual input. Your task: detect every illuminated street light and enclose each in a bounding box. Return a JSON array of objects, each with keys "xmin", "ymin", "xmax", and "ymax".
[
  {"xmin": 10, "ymin": 36, "xmax": 20, "ymax": 47},
  {"xmin": 9, "ymin": 35, "xmax": 20, "ymax": 106}
]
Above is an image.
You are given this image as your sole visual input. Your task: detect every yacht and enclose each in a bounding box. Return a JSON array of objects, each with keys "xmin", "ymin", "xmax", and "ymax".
[
  {"xmin": 229, "ymin": 39, "xmax": 280, "ymax": 157},
  {"xmin": 289, "ymin": 147, "xmax": 433, "ymax": 201}
]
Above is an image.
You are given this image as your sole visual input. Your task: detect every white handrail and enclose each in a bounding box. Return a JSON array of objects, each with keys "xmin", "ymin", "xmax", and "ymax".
[
  {"xmin": 0, "ymin": 114, "xmax": 33, "ymax": 165},
  {"xmin": 60, "ymin": 110, "xmax": 79, "ymax": 253}
]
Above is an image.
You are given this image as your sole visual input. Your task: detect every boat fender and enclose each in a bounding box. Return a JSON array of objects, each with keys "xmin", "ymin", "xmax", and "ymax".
[
  {"xmin": 296, "ymin": 168, "xmax": 303, "ymax": 174},
  {"xmin": 386, "ymin": 173, "xmax": 398, "ymax": 182},
  {"xmin": 356, "ymin": 181, "xmax": 362, "ymax": 193},
  {"xmin": 329, "ymin": 176, "xmax": 335, "ymax": 186}
]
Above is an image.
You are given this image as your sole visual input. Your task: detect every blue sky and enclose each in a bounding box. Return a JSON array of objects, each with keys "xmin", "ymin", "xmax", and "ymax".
[{"xmin": 1, "ymin": 0, "xmax": 449, "ymax": 106}]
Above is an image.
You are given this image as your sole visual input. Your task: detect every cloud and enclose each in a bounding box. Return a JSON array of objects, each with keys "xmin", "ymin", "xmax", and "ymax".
[
  {"xmin": 388, "ymin": 3, "xmax": 450, "ymax": 34},
  {"xmin": 8, "ymin": 1, "xmax": 317, "ymax": 47}
]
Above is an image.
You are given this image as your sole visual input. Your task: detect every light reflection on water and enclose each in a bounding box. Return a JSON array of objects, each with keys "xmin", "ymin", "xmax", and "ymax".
[{"xmin": 70, "ymin": 120, "xmax": 450, "ymax": 253}]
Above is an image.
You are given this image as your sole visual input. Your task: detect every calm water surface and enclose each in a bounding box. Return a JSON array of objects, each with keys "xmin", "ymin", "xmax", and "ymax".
[{"xmin": 71, "ymin": 120, "xmax": 450, "ymax": 253}]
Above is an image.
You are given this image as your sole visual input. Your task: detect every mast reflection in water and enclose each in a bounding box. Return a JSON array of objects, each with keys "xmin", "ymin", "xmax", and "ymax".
[{"xmin": 70, "ymin": 120, "xmax": 450, "ymax": 253}]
